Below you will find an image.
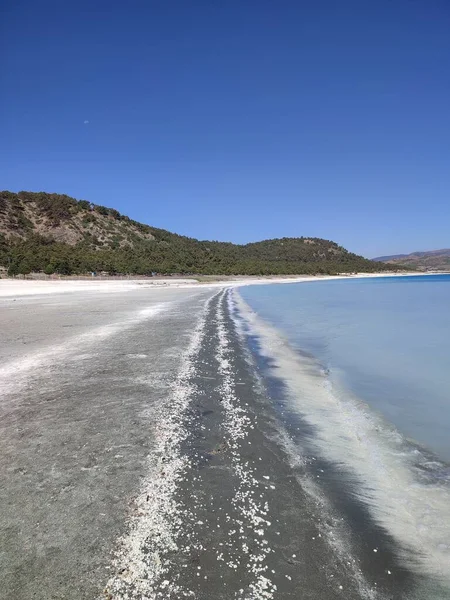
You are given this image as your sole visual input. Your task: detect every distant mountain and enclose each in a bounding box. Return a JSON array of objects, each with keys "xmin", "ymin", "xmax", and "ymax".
[
  {"xmin": 373, "ymin": 249, "xmax": 450, "ymax": 271},
  {"xmin": 374, "ymin": 253, "xmax": 410, "ymax": 262},
  {"xmin": 1, "ymin": 190, "xmax": 396, "ymax": 276}
]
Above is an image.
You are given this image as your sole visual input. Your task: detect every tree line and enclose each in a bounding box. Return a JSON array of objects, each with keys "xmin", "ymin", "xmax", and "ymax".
[{"xmin": 0, "ymin": 191, "xmax": 397, "ymax": 277}]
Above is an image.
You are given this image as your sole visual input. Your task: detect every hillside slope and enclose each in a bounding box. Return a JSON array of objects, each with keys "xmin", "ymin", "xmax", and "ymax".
[
  {"xmin": 374, "ymin": 249, "xmax": 450, "ymax": 271},
  {"xmin": 1, "ymin": 191, "xmax": 395, "ymax": 276}
]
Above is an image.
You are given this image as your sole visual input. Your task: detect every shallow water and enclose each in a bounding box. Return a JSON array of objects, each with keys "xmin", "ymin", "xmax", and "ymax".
[
  {"xmin": 237, "ymin": 275, "xmax": 450, "ymax": 591},
  {"xmin": 240, "ymin": 275, "xmax": 450, "ymax": 462}
]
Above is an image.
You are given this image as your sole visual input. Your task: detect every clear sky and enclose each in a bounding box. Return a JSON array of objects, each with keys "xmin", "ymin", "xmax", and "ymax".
[{"xmin": 1, "ymin": 1, "xmax": 449, "ymax": 257}]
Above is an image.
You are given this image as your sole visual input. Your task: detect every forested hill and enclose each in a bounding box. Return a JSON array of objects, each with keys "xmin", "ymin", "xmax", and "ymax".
[{"xmin": 1, "ymin": 191, "xmax": 394, "ymax": 276}]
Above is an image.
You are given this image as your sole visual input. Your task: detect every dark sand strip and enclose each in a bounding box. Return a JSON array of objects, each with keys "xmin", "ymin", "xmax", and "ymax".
[{"xmin": 157, "ymin": 289, "xmax": 370, "ymax": 600}]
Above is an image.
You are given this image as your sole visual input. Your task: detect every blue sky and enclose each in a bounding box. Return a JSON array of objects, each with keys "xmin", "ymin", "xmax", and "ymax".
[{"xmin": 1, "ymin": 0, "xmax": 449, "ymax": 257}]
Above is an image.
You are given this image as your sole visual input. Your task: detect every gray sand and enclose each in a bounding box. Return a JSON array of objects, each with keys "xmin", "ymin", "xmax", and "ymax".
[{"xmin": 0, "ymin": 286, "xmax": 214, "ymax": 600}]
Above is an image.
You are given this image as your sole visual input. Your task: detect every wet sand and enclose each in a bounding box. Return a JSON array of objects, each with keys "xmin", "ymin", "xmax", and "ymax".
[{"xmin": 0, "ymin": 284, "xmax": 438, "ymax": 599}]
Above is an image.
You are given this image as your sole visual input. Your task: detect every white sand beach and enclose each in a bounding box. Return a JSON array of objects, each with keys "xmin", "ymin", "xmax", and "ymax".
[{"xmin": 0, "ymin": 271, "xmax": 422, "ymax": 298}]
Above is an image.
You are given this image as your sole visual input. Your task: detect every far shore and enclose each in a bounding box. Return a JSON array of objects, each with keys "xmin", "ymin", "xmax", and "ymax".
[{"xmin": 0, "ymin": 271, "xmax": 436, "ymax": 298}]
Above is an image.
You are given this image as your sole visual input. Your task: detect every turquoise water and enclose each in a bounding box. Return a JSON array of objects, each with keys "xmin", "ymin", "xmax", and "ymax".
[
  {"xmin": 240, "ymin": 275, "xmax": 450, "ymax": 462},
  {"xmin": 237, "ymin": 275, "xmax": 450, "ymax": 589}
]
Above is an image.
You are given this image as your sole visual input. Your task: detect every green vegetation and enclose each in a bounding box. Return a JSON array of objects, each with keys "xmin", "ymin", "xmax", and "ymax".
[{"xmin": 0, "ymin": 191, "xmax": 396, "ymax": 276}]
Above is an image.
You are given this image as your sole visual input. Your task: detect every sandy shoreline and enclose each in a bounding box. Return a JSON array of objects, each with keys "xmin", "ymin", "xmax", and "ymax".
[
  {"xmin": 0, "ymin": 271, "xmax": 424, "ymax": 297},
  {"xmin": 1, "ymin": 275, "xmax": 444, "ymax": 599}
]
